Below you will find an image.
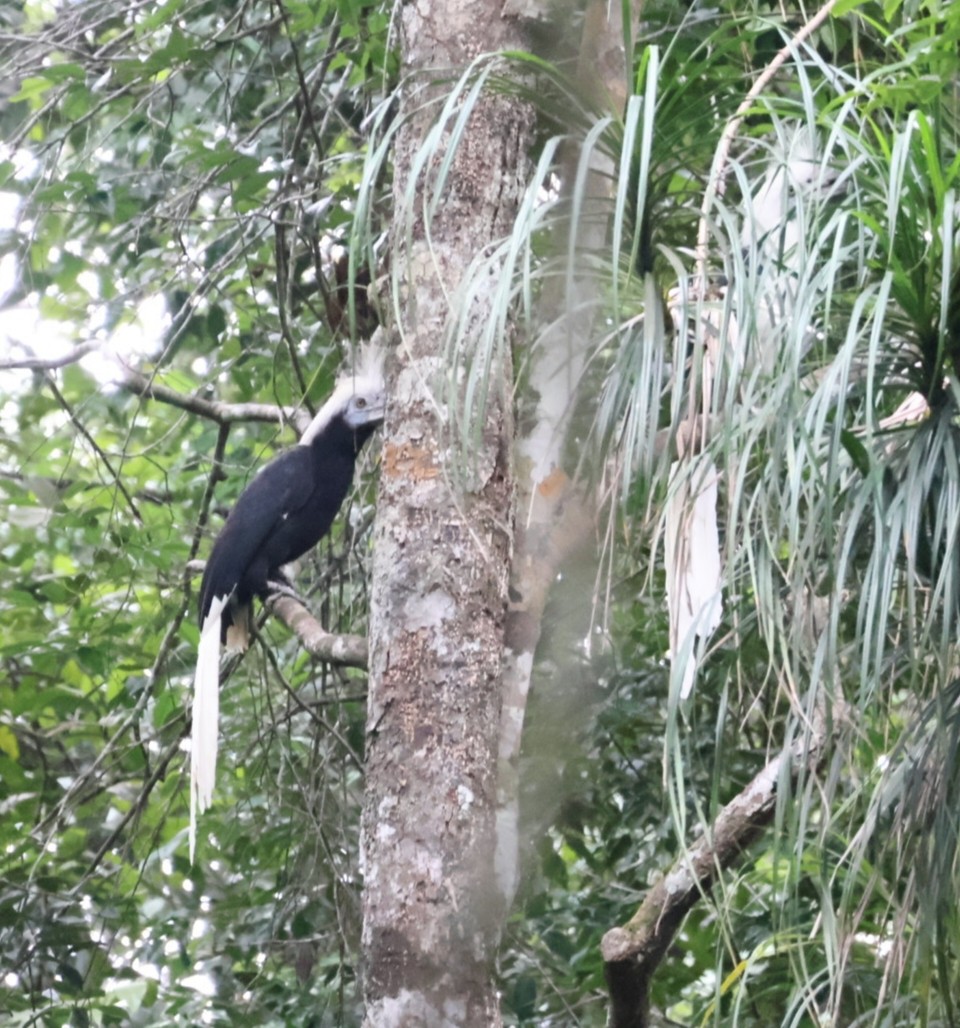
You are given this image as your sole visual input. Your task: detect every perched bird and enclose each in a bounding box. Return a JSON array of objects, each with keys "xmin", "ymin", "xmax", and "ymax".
[
  {"xmin": 190, "ymin": 348, "xmax": 386, "ymax": 860},
  {"xmin": 740, "ymin": 130, "xmax": 841, "ymax": 373},
  {"xmin": 665, "ymin": 453, "xmax": 722, "ymax": 701},
  {"xmin": 662, "ymin": 129, "xmax": 840, "ymax": 701}
]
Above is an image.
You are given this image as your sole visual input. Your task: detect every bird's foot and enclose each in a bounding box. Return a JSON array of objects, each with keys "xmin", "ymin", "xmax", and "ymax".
[{"xmin": 265, "ymin": 580, "xmax": 306, "ymax": 606}]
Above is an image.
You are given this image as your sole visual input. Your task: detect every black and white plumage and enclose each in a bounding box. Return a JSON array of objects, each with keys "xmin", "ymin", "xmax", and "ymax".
[
  {"xmin": 663, "ymin": 131, "xmax": 840, "ymax": 701},
  {"xmin": 740, "ymin": 131, "xmax": 841, "ymax": 374},
  {"xmin": 190, "ymin": 349, "xmax": 385, "ymax": 860}
]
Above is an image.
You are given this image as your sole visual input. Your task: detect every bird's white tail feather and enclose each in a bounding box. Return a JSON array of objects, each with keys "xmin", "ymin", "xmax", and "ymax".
[
  {"xmin": 665, "ymin": 456, "xmax": 723, "ymax": 701},
  {"xmin": 190, "ymin": 596, "xmax": 225, "ymax": 862}
]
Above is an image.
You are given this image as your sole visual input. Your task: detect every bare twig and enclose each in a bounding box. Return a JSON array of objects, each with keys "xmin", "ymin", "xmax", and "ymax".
[
  {"xmin": 44, "ymin": 373, "xmax": 144, "ymax": 524},
  {"xmin": 0, "ymin": 342, "xmax": 100, "ymax": 371},
  {"xmin": 261, "ymin": 642, "xmax": 365, "ymax": 771},
  {"xmin": 39, "ymin": 424, "xmax": 231, "ymax": 856},
  {"xmin": 82, "ymin": 734, "xmax": 184, "ymax": 877},
  {"xmin": 265, "ymin": 592, "xmax": 369, "ymax": 668},
  {"xmin": 695, "ymin": 0, "xmax": 840, "ymax": 281},
  {"xmin": 120, "ymin": 365, "xmax": 311, "ymax": 433},
  {"xmin": 601, "ymin": 703, "xmax": 836, "ymax": 1028}
]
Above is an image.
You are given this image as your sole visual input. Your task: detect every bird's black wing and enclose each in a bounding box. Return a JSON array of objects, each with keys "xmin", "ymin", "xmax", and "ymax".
[{"xmin": 199, "ymin": 447, "xmax": 315, "ymax": 622}]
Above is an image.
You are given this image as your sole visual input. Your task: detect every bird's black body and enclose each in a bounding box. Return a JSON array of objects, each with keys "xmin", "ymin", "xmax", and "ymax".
[
  {"xmin": 199, "ymin": 415, "xmax": 380, "ymax": 643},
  {"xmin": 189, "ymin": 351, "xmax": 384, "ymax": 862}
]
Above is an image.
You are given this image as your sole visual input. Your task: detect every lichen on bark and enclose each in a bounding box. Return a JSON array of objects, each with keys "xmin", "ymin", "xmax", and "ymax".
[{"xmin": 359, "ymin": 2, "xmax": 534, "ymax": 1024}]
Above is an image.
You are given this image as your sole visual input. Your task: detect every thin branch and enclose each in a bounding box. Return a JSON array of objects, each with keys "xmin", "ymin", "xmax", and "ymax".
[
  {"xmin": 683, "ymin": 0, "xmax": 841, "ymax": 456},
  {"xmin": 83, "ymin": 734, "xmax": 184, "ymax": 878},
  {"xmin": 265, "ymin": 592, "xmax": 369, "ymax": 668},
  {"xmin": 695, "ymin": 0, "xmax": 839, "ymax": 281},
  {"xmin": 272, "ymin": 7, "xmax": 343, "ymax": 387},
  {"xmin": 261, "ymin": 641, "xmax": 365, "ymax": 771},
  {"xmin": 120, "ymin": 365, "xmax": 311, "ymax": 433},
  {"xmin": 39, "ymin": 424, "xmax": 232, "ymax": 856},
  {"xmin": 0, "ymin": 342, "xmax": 100, "ymax": 371},
  {"xmin": 601, "ymin": 703, "xmax": 835, "ymax": 1028},
  {"xmin": 44, "ymin": 373, "xmax": 144, "ymax": 524},
  {"xmin": 274, "ymin": 0, "xmax": 331, "ymax": 166}
]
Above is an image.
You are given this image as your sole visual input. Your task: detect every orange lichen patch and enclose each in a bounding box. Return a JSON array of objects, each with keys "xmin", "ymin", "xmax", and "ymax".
[
  {"xmin": 535, "ymin": 467, "xmax": 569, "ymax": 498},
  {"xmin": 382, "ymin": 441, "xmax": 441, "ymax": 480}
]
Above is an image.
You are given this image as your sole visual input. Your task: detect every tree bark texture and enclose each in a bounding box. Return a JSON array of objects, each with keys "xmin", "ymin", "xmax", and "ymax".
[
  {"xmin": 496, "ymin": 0, "xmax": 633, "ymax": 907},
  {"xmin": 360, "ymin": 3, "xmax": 533, "ymax": 1025}
]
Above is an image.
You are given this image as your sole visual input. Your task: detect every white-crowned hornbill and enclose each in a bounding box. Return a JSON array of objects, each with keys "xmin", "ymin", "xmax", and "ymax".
[{"xmin": 190, "ymin": 350, "xmax": 385, "ymax": 859}]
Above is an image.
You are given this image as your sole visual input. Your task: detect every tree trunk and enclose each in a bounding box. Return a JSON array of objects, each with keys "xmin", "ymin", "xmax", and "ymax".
[{"xmin": 359, "ymin": 2, "xmax": 533, "ymax": 1024}]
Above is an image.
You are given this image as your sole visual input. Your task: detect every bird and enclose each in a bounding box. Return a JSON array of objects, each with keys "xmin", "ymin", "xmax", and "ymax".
[
  {"xmin": 190, "ymin": 347, "xmax": 386, "ymax": 860},
  {"xmin": 661, "ymin": 129, "xmax": 840, "ymax": 702},
  {"xmin": 665, "ymin": 453, "xmax": 722, "ymax": 700},
  {"xmin": 740, "ymin": 129, "xmax": 841, "ymax": 374}
]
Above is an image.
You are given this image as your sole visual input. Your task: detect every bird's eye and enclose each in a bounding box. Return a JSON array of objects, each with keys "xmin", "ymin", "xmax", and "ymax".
[{"xmin": 356, "ymin": 397, "xmax": 367, "ymax": 408}]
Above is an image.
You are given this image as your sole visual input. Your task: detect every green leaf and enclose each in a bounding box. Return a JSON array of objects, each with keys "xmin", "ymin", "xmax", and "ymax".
[
  {"xmin": 840, "ymin": 429, "xmax": 872, "ymax": 478},
  {"xmin": 0, "ymin": 725, "xmax": 19, "ymax": 760},
  {"xmin": 831, "ymin": 0, "xmax": 869, "ymax": 14},
  {"xmin": 9, "ymin": 76, "xmax": 56, "ymax": 103}
]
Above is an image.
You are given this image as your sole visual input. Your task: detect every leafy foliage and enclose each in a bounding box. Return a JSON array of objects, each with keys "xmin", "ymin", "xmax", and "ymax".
[
  {"xmin": 477, "ymin": 3, "xmax": 960, "ymax": 1025},
  {"xmin": 1, "ymin": 0, "xmax": 390, "ymax": 1023},
  {"xmin": 3, "ymin": 0, "xmax": 960, "ymax": 1025}
]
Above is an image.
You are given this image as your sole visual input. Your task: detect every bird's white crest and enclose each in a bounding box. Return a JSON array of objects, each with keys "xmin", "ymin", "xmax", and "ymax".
[
  {"xmin": 744, "ymin": 132, "xmax": 823, "ymax": 250},
  {"xmin": 740, "ymin": 129, "xmax": 837, "ymax": 374},
  {"xmin": 190, "ymin": 594, "xmax": 226, "ymax": 863},
  {"xmin": 665, "ymin": 456, "xmax": 723, "ymax": 700},
  {"xmin": 299, "ymin": 346, "xmax": 386, "ymax": 446},
  {"xmin": 189, "ymin": 348, "xmax": 386, "ymax": 861}
]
